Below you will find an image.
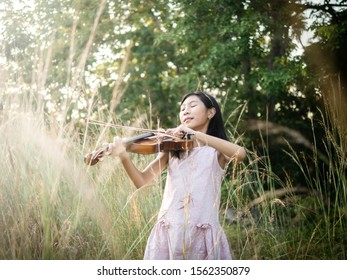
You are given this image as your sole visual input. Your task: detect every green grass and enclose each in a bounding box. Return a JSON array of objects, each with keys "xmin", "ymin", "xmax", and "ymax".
[{"xmin": 0, "ymin": 98, "xmax": 346, "ymax": 260}]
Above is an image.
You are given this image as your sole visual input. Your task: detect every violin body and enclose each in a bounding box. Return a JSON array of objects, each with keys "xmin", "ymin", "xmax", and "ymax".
[
  {"xmin": 125, "ymin": 138, "xmax": 193, "ymax": 154},
  {"xmin": 84, "ymin": 132, "xmax": 193, "ymax": 166}
]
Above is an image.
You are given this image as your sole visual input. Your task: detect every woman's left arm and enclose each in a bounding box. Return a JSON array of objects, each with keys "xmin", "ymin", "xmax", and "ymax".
[
  {"xmin": 194, "ymin": 131, "xmax": 246, "ymax": 164},
  {"xmin": 167, "ymin": 125, "xmax": 246, "ymax": 164}
]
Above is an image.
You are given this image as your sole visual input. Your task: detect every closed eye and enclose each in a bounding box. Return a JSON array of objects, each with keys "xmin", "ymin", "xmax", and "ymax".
[{"xmin": 180, "ymin": 100, "xmax": 198, "ymax": 111}]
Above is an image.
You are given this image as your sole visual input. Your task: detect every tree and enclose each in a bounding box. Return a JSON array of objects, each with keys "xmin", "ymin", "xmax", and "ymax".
[{"xmin": 1, "ymin": 0, "xmax": 346, "ymax": 191}]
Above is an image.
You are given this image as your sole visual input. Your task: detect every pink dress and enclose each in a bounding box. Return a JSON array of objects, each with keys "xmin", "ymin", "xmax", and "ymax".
[{"xmin": 144, "ymin": 146, "xmax": 232, "ymax": 260}]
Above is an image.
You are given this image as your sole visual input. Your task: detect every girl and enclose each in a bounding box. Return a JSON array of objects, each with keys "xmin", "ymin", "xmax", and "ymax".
[{"xmin": 108, "ymin": 91, "xmax": 246, "ymax": 260}]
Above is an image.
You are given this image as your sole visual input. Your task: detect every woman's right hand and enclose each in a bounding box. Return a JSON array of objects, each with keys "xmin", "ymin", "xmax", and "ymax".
[
  {"xmin": 107, "ymin": 136, "xmax": 126, "ymax": 158},
  {"xmin": 166, "ymin": 124, "xmax": 196, "ymax": 139}
]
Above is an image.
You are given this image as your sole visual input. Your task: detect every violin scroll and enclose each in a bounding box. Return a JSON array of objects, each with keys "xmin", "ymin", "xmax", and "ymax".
[{"xmin": 84, "ymin": 146, "xmax": 109, "ymax": 166}]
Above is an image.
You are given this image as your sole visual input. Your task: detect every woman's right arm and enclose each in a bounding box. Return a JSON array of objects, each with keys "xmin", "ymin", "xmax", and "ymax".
[{"xmin": 118, "ymin": 151, "xmax": 168, "ymax": 189}]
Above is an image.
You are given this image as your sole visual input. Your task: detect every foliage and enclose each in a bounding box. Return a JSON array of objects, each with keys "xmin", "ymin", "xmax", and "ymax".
[
  {"xmin": 1, "ymin": 0, "xmax": 346, "ymax": 125},
  {"xmin": 1, "ymin": 0, "xmax": 347, "ymax": 260}
]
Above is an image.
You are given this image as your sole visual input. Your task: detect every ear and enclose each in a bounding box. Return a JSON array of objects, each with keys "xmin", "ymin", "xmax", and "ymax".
[{"xmin": 208, "ymin": 107, "xmax": 216, "ymax": 120}]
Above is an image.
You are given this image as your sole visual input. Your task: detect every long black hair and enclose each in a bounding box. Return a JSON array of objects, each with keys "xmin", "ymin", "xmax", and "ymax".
[{"xmin": 181, "ymin": 91, "xmax": 228, "ymax": 140}]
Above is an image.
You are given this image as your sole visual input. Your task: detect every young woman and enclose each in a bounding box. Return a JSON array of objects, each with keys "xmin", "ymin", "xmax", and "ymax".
[{"xmin": 108, "ymin": 91, "xmax": 246, "ymax": 259}]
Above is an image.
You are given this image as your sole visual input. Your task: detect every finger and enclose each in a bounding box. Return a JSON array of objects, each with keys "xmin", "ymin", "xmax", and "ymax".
[
  {"xmin": 113, "ymin": 136, "xmax": 121, "ymax": 144},
  {"xmin": 106, "ymin": 143, "xmax": 113, "ymax": 155},
  {"xmin": 102, "ymin": 142, "xmax": 110, "ymax": 150}
]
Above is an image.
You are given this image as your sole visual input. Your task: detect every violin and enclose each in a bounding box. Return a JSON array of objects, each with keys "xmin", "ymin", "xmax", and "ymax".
[{"xmin": 84, "ymin": 132, "xmax": 194, "ymax": 166}]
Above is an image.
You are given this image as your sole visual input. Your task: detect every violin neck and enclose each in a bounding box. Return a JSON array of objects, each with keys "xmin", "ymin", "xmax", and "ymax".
[{"xmin": 123, "ymin": 132, "xmax": 155, "ymax": 144}]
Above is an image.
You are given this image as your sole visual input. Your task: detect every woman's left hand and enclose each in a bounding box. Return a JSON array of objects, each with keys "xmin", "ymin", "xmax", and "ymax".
[{"xmin": 107, "ymin": 136, "xmax": 126, "ymax": 158}]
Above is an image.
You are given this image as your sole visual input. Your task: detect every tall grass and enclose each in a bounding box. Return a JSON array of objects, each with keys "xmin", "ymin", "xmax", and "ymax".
[
  {"xmin": 0, "ymin": 90, "xmax": 346, "ymax": 259},
  {"xmin": 0, "ymin": 103, "xmax": 162, "ymax": 259},
  {"xmin": 220, "ymin": 98, "xmax": 346, "ymax": 259}
]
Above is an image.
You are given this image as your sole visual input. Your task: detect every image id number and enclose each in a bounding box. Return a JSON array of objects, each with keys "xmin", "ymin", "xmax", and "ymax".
[{"xmin": 191, "ymin": 266, "xmax": 250, "ymax": 276}]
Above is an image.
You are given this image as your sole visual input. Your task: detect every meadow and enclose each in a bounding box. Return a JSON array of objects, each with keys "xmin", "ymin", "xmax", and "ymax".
[{"xmin": 0, "ymin": 95, "xmax": 346, "ymax": 260}]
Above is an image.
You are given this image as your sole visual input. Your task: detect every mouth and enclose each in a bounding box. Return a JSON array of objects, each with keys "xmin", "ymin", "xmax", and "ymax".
[{"xmin": 183, "ymin": 117, "xmax": 193, "ymax": 123}]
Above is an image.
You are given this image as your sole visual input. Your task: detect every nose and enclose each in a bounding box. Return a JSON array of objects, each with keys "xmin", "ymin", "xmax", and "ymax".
[{"xmin": 183, "ymin": 107, "xmax": 190, "ymax": 115}]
